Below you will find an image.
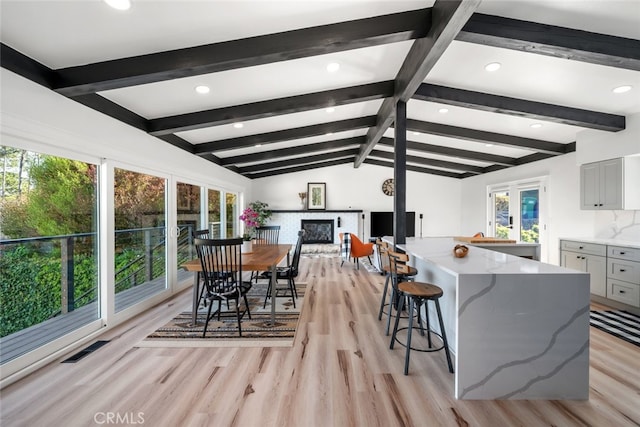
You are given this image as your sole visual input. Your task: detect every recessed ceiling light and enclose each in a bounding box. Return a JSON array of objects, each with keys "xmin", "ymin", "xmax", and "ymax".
[
  {"xmin": 233, "ymin": 123, "xmax": 244, "ymax": 129},
  {"xmin": 612, "ymin": 85, "xmax": 632, "ymax": 94},
  {"xmin": 325, "ymin": 107, "xmax": 335, "ymax": 113},
  {"xmin": 530, "ymin": 123, "xmax": 543, "ymax": 129},
  {"xmin": 195, "ymin": 85, "xmax": 210, "ymax": 94},
  {"xmin": 104, "ymin": 0, "xmax": 131, "ymax": 10},
  {"xmin": 438, "ymin": 108, "xmax": 449, "ymax": 114},
  {"xmin": 484, "ymin": 62, "xmax": 501, "ymax": 72},
  {"xmin": 326, "ymin": 62, "xmax": 340, "ymax": 73}
]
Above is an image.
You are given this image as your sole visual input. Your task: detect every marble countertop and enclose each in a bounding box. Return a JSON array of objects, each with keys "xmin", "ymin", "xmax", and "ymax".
[
  {"xmin": 388, "ymin": 237, "xmax": 580, "ymax": 277},
  {"xmin": 559, "ymin": 237, "xmax": 640, "ymax": 249}
]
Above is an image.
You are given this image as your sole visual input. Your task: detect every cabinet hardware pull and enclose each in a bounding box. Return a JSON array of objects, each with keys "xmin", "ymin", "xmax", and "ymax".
[
  {"xmin": 619, "ymin": 290, "xmax": 626, "ymax": 294},
  {"xmin": 619, "ymin": 269, "xmax": 626, "ymax": 272},
  {"xmin": 579, "ymin": 246, "xmax": 584, "ymax": 249},
  {"xmin": 576, "ymin": 256, "xmax": 580, "ymax": 259},
  {"xmin": 620, "ymin": 252, "xmax": 626, "ymax": 255}
]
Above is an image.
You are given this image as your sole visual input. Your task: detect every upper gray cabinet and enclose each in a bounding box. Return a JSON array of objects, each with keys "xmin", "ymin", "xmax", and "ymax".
[{"xmin": 580, "ymin": 157, "xmax": 640, "ymax": 210}]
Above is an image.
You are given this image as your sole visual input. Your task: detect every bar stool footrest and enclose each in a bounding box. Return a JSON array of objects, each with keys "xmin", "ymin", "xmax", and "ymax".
[{"xmin": 393, "ymin": 327, "xmax": 446, "ymax": 353}]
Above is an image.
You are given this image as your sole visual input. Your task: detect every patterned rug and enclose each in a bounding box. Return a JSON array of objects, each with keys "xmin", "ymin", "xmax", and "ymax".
[
  {"xmin": 590, "ymin": 310, "xmax": 640, "ymax": 348},
  {"xmin": 139, "ymin": 281, "xmax": 305, "ymax": 348}
]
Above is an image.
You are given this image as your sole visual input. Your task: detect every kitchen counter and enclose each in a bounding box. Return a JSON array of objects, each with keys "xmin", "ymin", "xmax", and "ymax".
[{"xmin": 386, "ymin": 237, "xmax": 590, "ymax": 400}]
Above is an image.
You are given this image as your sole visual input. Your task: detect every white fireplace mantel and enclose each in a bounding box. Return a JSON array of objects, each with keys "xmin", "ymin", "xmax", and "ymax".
[{"xmin": 269, "ymin": 210, "xmax": 363, "ymax": 245}]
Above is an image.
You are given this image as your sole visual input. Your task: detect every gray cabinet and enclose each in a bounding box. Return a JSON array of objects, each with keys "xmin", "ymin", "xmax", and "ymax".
[
  {"xmin": 607, "ymin": 245, "xmax": 640, "ymax": 307},
  {"xmin": 580, "ymin": 158, "xmax": 622, "ymax": 210},
  {"xmin": 561, "ymin": 240, "xmax": 640, "ymax": 309},
  {"xmin": 560, "ymin": 241, "xmax": 607, "ymax": 297},
  {"xmin": 580, "ymin": 157, "xmax": 640, "ymax": 210}
]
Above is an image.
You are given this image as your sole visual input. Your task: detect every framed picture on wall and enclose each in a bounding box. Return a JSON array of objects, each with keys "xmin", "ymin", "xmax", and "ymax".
[{"xmin": 307, "ymin": 182, "xmax": 326, "ymax": 210}]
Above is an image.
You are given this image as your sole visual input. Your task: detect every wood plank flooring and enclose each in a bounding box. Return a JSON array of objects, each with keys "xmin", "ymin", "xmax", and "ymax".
[{"xmin": 2, "ymin": 255, "xmax": 640, "ymax": 426}]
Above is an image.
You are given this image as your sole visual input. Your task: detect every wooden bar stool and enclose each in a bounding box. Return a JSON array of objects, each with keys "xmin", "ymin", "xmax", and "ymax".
[
  {"xmin": 388, "ymin": 254, "xmax": 454, "ymax": 375},
  {"xmin": 380, "ymin": 250, "xmax": 418, "ymax": 336}
]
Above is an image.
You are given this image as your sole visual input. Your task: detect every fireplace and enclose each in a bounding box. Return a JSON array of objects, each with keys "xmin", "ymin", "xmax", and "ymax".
[{"xmin": 301, "ymin": 219, "xmax": 334, "ymax": 244}]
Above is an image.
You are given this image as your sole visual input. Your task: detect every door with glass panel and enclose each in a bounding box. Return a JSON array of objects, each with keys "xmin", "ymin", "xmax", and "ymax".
[
  {"xmin": 491, "ymin": 190, "xmax": 511, "ymax": 239},
  {"xmin": 489, "ymin": 184, "xmax": 542, "ymax": 244},
  {"xmin": 114, "ymin": 167, "xmax": 167, "ymax": 312}
]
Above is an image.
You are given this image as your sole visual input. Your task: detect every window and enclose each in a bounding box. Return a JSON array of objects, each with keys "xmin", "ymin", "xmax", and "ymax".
[
  {"xmin": 225, "ymin": 192, "xmax": 238, "ymax": 238},
  {"xmin": 208, "ymin": 189, "xmax": 221, "ymax": 238},
  {"xmin": 114, "ymin": 167, "xmax": 167, "ymax": 312},
  {"xmin": 176, "ymin": 182, "xmax": 202, "ymax": 269},
  {"xmin": 0, "ymin": 147, "xmax": 99, "ymax": 363}
]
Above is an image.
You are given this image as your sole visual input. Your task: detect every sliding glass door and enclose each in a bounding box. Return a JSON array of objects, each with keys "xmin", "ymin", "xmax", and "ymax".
[
  {"xmin": 0, "ymin": 146, "xmax": 100, "ymax": 364},
  {"xmin": 114, "ymin": 167, "xmax": 167, "ymax": 312}
]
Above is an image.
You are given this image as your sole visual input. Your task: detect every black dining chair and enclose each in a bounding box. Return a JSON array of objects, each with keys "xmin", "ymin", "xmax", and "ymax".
[
  {"xmin": 262, "ymin": 230, "xmax": 304, "ymax": 308},
  {"xmin": 194, "ymin": 237, "xmax": 252, "ymax": 337},
  {"xmin": 254, "ymin": 225, "xmax": 280, "ymax": 245},
  {"xmin": 192, "ymin": 228, "xmax": 211, "ymax": 308},
  {"xmin": 251, "ymin": 225, "xmax": 281, "ymax": 283}
]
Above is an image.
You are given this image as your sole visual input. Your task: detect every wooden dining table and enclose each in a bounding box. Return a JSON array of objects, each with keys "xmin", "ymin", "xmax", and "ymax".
[{"xmin": 182, "ymin": 244, "xmax": 292, "ymax": 327}]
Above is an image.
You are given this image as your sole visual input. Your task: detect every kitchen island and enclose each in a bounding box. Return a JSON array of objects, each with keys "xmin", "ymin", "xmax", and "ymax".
[{"xmin": 388, "ymin": 237, "xmax": 590, "ymax": 400}]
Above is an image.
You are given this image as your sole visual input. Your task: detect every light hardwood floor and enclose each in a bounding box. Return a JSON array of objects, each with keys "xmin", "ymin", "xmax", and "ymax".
[{"xmin": 2, "ymin": 255, "xmax": 640, "ymax": 426}]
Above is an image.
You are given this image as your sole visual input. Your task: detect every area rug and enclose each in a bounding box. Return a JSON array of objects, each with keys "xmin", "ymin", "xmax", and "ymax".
[
  {"xmin": 589, "ymin": 310, "xmax": 640, "ymax": 348},
  {"xmin": 139, "ymin": 281, "xmax": 305, "ymax": 348}
]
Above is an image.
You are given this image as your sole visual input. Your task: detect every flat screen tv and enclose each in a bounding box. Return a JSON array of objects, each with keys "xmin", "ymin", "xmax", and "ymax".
[{"xmin": 370, "ymin": 211, "xmax": 415, "ymax": 238}]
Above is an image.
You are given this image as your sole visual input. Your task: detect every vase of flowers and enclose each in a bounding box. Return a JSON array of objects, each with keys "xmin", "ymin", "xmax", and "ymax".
[{"xmin": 239, "ymin": 201, "xmax": 272, "ymax": 251}]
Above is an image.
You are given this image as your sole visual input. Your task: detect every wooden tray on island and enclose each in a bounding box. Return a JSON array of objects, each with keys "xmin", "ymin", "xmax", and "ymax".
[{"xmin": 454, "ymin": 236, "xmax": 517, "ymax": 244}]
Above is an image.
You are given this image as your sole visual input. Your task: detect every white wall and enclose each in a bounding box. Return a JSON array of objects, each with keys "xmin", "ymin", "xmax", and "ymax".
[{"xmin": 251, "ymin": 162, "xmax": 463, "ymax": 241}]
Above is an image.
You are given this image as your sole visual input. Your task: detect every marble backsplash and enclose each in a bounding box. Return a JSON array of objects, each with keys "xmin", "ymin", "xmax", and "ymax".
[{"xmin": 595, "ymin": 210, "xmax": 640, "ymax": 242}]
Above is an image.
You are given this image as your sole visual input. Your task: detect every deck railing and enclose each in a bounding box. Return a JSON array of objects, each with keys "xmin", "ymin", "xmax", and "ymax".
[{"xmin": 0, "ymin": 226, "xmax": 198, "ymax": 333}]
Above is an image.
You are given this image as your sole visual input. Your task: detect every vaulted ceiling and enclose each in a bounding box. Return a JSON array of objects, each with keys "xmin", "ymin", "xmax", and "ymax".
[{"xmin": 2, "ymin": 1, "xmax": 639, "ymax": 179}]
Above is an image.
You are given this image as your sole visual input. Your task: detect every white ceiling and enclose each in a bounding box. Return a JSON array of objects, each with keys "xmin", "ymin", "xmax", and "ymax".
[{"xmin": 2, "ymin": 0, "xmax": 639, "ymax": 179}]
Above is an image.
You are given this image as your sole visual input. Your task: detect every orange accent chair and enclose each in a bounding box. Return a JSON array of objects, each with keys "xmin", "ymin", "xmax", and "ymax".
[{"xmin": 339, "ymin": 232, "xmax": 375, "ymax": 269}]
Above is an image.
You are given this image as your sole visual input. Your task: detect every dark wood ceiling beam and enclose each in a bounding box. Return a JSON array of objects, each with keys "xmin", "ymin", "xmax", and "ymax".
[
  {"xmin": 220, "ymin": 136, "xmax": 364, "ymax": 165},
  {"xmin": 237, "ymin": 149, "xmax": 358, "ymax": 174},
  {"xmin": 363, "ymin": 158, "xmax": 465, "ymax": 179},
  {"xmin": 1, "ymin": 43, "xmax": 56, "ymax": 88},
  {"xmin": 52, "ymin": 9, "xmax": 432, "ymax": 96},
  {"xmin": 458, "ymin": 13, "xmax": 640, "ymax": 71},
  {"xmin": 370, "ymin": 149, "xmax": 484, "ymax": 173},
  {"xmin": 514, "ymin": 152, "xmax": 557, "ymax": 166},
  {"xmin": 378, "ymin": 137, "xmax": 517, "ymax": 166},
  {"xmin": 355, "ymin": 0, "xmax": 481, "ymax": 167},
  {"xmin": 194, "ymin": 116, "xmax": 375, "ymax": 154},
  {"xmin": 71, "ymin": 93, "xmax": 149, "ymax": 132},
  {"xmin": 406, "ymin": 119, "xmax": 567, "ymax": 154},
  {"xmin": 153, "ymin": 134, "xmax": 196, "ymax": 155},
  {"xmin": 414, "ymin": 84, "xmax": 625, "ymax": 131},
  {"xmin": 149, "ymin": 81, "xmax": 393, "ymax": 136},
  {"xmin": 243, "ymin": 158, "xmax": 354, "ymax": 179}
]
